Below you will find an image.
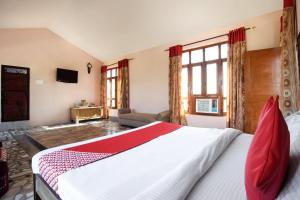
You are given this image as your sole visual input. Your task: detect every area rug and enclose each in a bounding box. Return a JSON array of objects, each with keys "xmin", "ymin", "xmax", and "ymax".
[
  {"xmin": 0, "ymin": 120, "xmax": 131, "ymax": 200},
  {"xmin": 1, "ymin": 129, "xmax": 33, "ymax": 200}
]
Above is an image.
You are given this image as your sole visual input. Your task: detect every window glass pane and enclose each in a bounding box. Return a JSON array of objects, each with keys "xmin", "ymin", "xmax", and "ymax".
[
  {"xmin": 182, "ymin": 52, "xmax": 189, "ymax": 65},
  {"xmin": 112, "ymin": 69, "xmax": 117, "ymax": 77},
  {"xmin": 183, "ymin": 98, "xmax": 188, "ymax": 112},
  {"xmin": 207, "ymin": 63, "xmax": 217, "ymax": 94},
  {"xmin": 107, "ymin": 80, "xmax": 111, "ymax": 98},
  {"xmin": 107, "ymin": 70, "xmax": 111, "ymax": 78},
  {"xmin": 205, "ymin": 46, "xmax": 219, "ymax": 61},
  {"xmin": 181, "ymin": 68, "xmax": 188, "ymax": 98},
  {"xmin": 223, "ymin": 62, "xmax": 228, "ymax": 97},
  {"xmin": 221, "ymin": 44, "xmax": 228, "ymax": 59},
  {"xmin": 111, "ymin": 100, "xmax": 115, "ymax": 108},
  {"xmin": 223, "ymin": 98, "xmax": 227, "ymax": 113},
  {"xmin": 191, "ymin": 49, "xmax": 203, "ymax": 63},
  {"xmin": 192, "ymin": 66, "xmax": 201, "ymax": 94},
  {"xmin": 107, "ymin": 100, "xmax": 111, "ymax": 107},
  {"xmin": 111, "ymin": 79, "xmax": 116, "ymax": 98}
]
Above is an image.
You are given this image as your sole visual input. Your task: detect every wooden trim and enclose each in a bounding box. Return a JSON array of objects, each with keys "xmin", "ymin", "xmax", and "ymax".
[
  {"xmin": 182, "ymin": 41, "xmax": 227, "ymax": 53},
  {"xmin": 34, "ymin": 174, "xmax": 60, "ymax": 200},
  {"xmin": 106, "ymin": 68, "xmax": 118, "ymax": 109},
  {"xmin": 182, "ymin": 42, "xmax": 227, "ymax": 116},
  {"xmin": 25, "ymin": 133, "xmax": 46, "ymax": 151},
  {"xmin": 106, "ymin": 58, "xmax": 134, "ymax": 67},
  {"xmin": 165, "ymin": 26, "xmax": 255, "ymax": 51}
]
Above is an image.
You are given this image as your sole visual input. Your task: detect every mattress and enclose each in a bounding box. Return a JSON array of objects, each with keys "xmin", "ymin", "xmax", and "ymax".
[
  {"xmin": 186, "ymin": 134, "xmax": 252, "ymax": 200},
  {"xmin": 32, "ymin": 122, "xmax": 241, "ymax": 200}
]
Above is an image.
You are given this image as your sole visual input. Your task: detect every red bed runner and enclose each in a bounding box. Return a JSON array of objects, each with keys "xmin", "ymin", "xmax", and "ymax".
[{"xmin": 38, "ymin": 122, "xmax": 181, "ymax": 192}]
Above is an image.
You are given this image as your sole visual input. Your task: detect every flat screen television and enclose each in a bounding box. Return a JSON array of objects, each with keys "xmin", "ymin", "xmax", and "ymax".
[{"xmin": 56, "ymin": 68, "xmax": 78, "ymax": 83}]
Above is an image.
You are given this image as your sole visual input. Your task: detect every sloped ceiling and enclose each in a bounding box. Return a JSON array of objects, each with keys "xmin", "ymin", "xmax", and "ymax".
[{"xmin": 0, "ymin": 0, "xmax": 282, "ymax": 61}]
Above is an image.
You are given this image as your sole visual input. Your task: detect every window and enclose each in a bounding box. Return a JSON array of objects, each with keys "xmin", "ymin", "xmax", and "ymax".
[
  {"xmin": 181, "ymin": 42, "xmax": 228, "ymax": 115},
  {"xmin": 107, "ymin": 68, "xmax": 118, "ymax": 108}
]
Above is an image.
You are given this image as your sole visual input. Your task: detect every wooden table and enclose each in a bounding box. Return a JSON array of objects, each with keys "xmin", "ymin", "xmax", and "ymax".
[
  {"xmin": 27, "ymin": 125, "xmax": 113, "ymax": 149},
  {"xmin": 70, "ymin": 106, "xmax": 102, "ymax": 123}
]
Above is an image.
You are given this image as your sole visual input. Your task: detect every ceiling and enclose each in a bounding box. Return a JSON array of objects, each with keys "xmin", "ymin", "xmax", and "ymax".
[{"xmin": 0, "ymin": 0, "xmax": 282, "ymax": 61}]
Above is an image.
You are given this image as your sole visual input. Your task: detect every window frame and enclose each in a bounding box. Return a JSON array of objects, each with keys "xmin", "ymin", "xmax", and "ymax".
[
  {"xmin": 106, "ymin": 67, "xmax": 118, "ymax": 109},
  {"xmin": 182, "ymin": 42, "xmax": 228, "ymax": 116}
]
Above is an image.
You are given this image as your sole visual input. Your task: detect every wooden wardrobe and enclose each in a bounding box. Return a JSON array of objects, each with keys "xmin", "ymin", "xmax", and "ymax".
[{"xmin": 244, "ymin": 48, "xmax": 281, "ymax": 134}]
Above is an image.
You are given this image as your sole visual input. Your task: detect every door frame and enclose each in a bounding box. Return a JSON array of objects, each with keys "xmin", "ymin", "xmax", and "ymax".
[{"xmin": 1, "ymin": 65, "xmax": 30, "ymax": 122}]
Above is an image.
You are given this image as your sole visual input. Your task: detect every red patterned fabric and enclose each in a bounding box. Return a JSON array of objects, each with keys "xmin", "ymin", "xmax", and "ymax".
[
  {"xmin": 39, "ymin": 122, "xmax": 181, "ymax": 192},
  {"xmin": 39, "ymin": 150, "xmax": 112, "ymax": 191},
  {"xmin": 245, "ymin": 96, "xmax": 290, "ymax": 200},
  {"xmin": 169, "ymin": 45, "xmax": 183, "ymax": 57},
  {"xmin": 0, "ymin": 148, "xmax": 7, "ymax": 161},
  {"xmin": 118, "ymin": 59, "xmax": 129, "ymax": 69},
  {"xmin": 284, "ymin": 0, "xmax": 294, "ymax": 8},
  {"xmin": 228, "ymin": 27, "xmax": 246, "ymax": 45},
  {"xmin": 0, "ymin": 148, "xmax": 8, "ymax": 198},
  {"xmin": 101, "ymin": 65, "xmax": 107, "ymax": 73}
]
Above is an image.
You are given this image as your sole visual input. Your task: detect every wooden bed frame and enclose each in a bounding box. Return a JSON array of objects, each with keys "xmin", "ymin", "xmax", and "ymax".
[{"xmin": 33, "ymin": 174, "xmax": 60, "ymax": 200}]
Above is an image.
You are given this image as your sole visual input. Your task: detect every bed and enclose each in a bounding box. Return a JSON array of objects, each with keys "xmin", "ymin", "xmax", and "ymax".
[{"xmin": 32, "ymin": 116, "xmax": 300, "ymax": 200}]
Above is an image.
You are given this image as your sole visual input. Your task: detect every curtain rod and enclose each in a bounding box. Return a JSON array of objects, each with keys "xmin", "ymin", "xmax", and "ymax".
[
  {"xmin": 106, "ymin": 58, "xmax": 135, "ymax": 67},
  {"xmin": 164, "ymin": 26, "xmax": 256, "ymax": 51}
]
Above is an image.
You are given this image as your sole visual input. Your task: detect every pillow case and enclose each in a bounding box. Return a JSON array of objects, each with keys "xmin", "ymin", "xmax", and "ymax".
[
  {"xmin": 276, "ymin": 136, "xmax": 300, "ymax": 199},
  {"xmin": 285, "ymin": 111, "xmax": 300, "ymax": 144},
  {"xmin": 257, "ymin": 96, "xmax": 273, "ymax": 123},
  {"xmin": 245, "ymin": 96, "xmax": 290, "ymax": 200}
]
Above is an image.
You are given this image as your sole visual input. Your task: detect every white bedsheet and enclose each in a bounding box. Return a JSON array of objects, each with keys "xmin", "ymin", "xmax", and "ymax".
[
  {"xmin": 186, "ymin": 134, "xmax": 252, "ymax": 200},
  {"xmin": 32, "ymin": 122, "xmax": 241, "ymax": 200}
]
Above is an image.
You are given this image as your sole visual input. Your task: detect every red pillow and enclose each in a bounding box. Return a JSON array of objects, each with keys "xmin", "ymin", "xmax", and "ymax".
[
  {"xmin": 245, "ymin": 96, "xmax": 290, "ymax": 200},
  {"xmin": 257, "ymin": 96, "xmax": 273, "ymax": 123}
]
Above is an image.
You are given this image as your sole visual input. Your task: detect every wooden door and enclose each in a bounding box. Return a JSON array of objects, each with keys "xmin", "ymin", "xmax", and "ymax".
[
  {"xmin": 1, "ymin": 65, "xmax": 30, "ymax": 122},
  {"xmin": 244, "ymin": 48, "xmax": 281, "ymax": 134}
]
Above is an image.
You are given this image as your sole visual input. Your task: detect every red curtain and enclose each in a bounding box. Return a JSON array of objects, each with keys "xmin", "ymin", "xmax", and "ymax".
[
  {"xmin": 228, "ymin": 27, "xmax": 246, "ymax": 45},
  {"xmin": 100, "ymin": 65, "xmax": 108, "ymax": 118},
  {"xmin": 118, "ymin": 59, "xmax": 129, "ymax": 69},
  {"xmin": 169, "ymin": 45, "xmax": 183, "ymax": 57},
  {"xmin": 284, "ymin": 0, "xmax": 294, "ymax": 7},
  {"xmin": 117, "ymin": 59, "xmax": 130, "ymax": 108},
  {"xmin": 101, "ymin": 65, "xmax": 107, "ymax": 73},
  {"xmin": 169, "ymin": 45, "xmax": 186, "ymax": 125},
  {"xmin": 227, "ymin": 27, "xmax": 246, "ymax": 130}
]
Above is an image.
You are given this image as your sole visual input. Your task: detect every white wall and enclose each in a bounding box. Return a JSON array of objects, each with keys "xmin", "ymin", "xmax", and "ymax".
[
  {"xmin": 108, "ymin": 11, "xmax": 281, "ymax": 128},
  {"xmin": 0, "ymin": 28, "xmax": 102, "ymax": 129}
]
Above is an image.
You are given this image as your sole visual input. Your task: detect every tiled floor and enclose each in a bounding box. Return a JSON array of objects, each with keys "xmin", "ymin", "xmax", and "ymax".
[{"xmin": 0, "ymin": 120, "xmax": 131, "ymax": 200}]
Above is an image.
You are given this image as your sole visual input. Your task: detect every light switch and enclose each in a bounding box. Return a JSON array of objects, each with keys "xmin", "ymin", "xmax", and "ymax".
[{"xmin": 35, "ymin": 80, "xmax": 44, "ymax": 85}]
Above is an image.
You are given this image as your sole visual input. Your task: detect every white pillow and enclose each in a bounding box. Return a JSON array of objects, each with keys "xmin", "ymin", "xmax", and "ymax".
[
  {"xmin": 285, "ymin": 111, "xmax": 300, "ymax": 144},
  {"xmin": 277, "ymin": 136, "xmax": 300, "ymax": 200}
]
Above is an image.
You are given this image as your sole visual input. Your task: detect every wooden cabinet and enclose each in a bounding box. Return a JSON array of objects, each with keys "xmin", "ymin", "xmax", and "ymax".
[
  {"xmin": 70, "ymin": 107, "xmax": 102, "ymax": 123},
  {"xmin": 244, "ymin": 48, "xmax": 281, "ymax": 134}
]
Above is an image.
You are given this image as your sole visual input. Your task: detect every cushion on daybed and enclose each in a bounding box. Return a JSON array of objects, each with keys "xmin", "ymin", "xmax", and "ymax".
[{"xmin": 119, "ymin": 113, "xmax": 157, "ymax": 123}]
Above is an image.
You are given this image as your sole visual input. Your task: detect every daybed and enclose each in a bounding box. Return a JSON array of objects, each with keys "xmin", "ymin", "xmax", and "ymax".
[{"xmin": 118, "ymin": 108, "xmax": 170, "ymax": 127}]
